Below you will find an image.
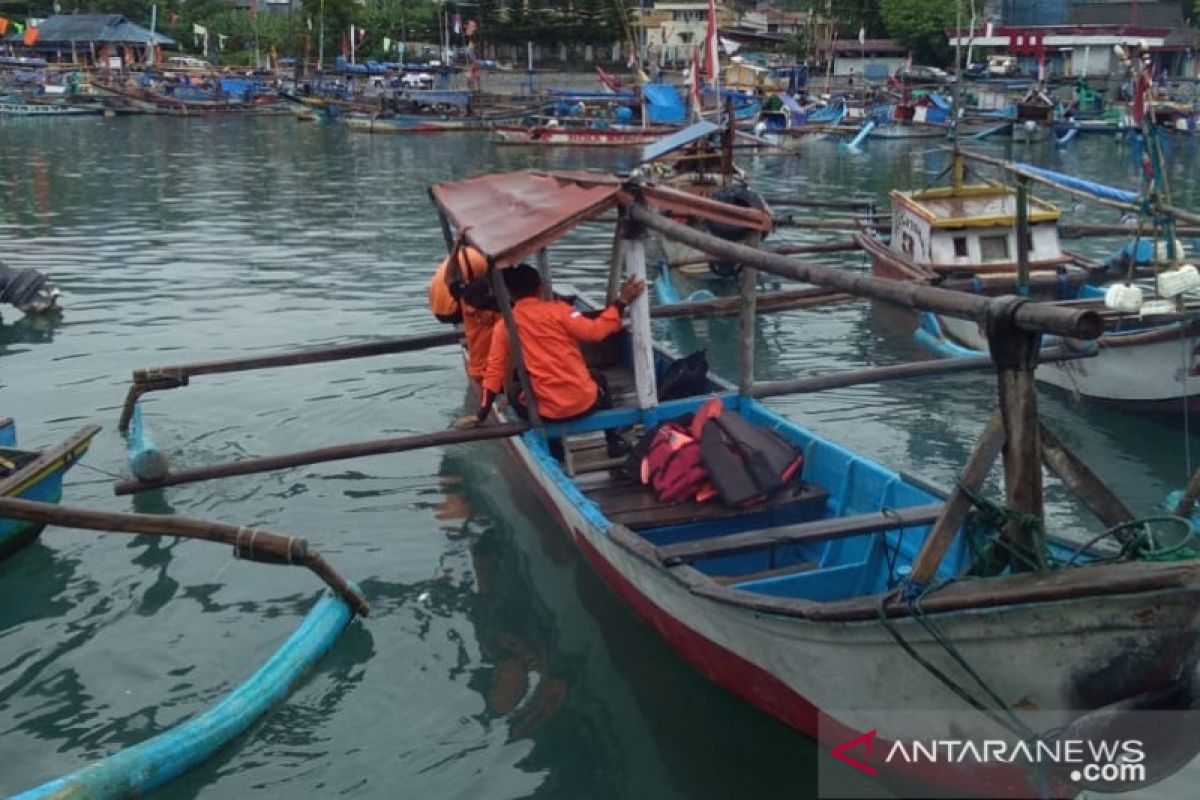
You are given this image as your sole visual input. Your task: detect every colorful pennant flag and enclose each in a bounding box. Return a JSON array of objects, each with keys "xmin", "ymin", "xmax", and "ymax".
[{"xmin": 23, "ymin": 26, "xmax": 38, "ymax": 47}]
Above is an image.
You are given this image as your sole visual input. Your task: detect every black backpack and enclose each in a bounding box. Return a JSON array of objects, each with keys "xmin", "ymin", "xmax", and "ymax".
[{"xmin": 657, "ymin": 350, "xmax": 709, "ymax": 402}]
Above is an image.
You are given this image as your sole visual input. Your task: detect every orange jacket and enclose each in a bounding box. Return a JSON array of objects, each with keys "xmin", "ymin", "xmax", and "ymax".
[
  {"xmin": 483, "ymin": 298, "xmax": 622, "ymax": 420},
  {"xmin": 463, "ymin": 304, "xmax": 500, "ymax": 382}
]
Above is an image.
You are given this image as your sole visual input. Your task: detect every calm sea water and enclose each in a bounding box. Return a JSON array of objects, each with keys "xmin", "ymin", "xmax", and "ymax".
[{"xmin": 1, "ymin": 116, "xmax": 1199, "ymax": 799}]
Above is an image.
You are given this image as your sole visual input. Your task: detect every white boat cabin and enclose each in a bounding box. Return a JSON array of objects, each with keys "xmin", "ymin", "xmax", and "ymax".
[{"xmin": 889, "ymin": 184, "xmax": 1066, "ymax": 274}]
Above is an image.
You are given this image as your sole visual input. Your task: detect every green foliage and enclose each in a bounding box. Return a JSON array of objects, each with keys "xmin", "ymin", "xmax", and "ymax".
[{"xmin": 879, "ymin": 0, "xmax": 964, "ymax": 65}]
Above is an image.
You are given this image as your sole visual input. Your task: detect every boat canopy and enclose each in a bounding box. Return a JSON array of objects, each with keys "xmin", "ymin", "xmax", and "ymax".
[
  {"xmin": 1012, "ymin": 163, "xmax": 1141, "ymax": 206},
  {"xmin": 430, "ymin": 170, "xmax": 771, "ymax": 269},
  {"xmin": 640, "ymin": 119, "xmax": 721, "ymax": 163}
]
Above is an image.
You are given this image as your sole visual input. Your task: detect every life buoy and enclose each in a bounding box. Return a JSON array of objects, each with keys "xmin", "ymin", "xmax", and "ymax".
[{"xmin": 705, "ymin": 186, "xmax": 770, "ymax": 278}]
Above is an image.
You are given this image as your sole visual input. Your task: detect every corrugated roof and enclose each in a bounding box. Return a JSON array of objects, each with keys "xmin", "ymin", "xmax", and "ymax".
[{"xmin": 5, "ymin": 15, "xmax": 175, "ymax": 46}]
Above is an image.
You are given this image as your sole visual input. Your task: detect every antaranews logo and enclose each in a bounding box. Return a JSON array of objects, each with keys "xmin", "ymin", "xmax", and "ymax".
[{"xmin": 820, "ymin": 723, "xmax": 1151, "ymax": 799}]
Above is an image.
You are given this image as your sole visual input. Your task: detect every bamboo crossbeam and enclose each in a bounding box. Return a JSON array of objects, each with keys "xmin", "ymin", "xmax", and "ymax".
[
  {"xmin": 760, "ymin": 197, "xmax": 875, "ymax": 210},
  {"xmin": 118, "ymin": 330, "xmax": 463, "ymax": 431},
  {"xmin": 1039, "ymin": 423, "xmax": 1135, "ymax": 531},
  {"xmin": 954, "ymin": 147, "xmax": 1139, "ymax": 213},
  {"xmin": 750, "ymin": 347, "xmax": 1094, "ymax": 400},
  {"xmin": 0, "ymin": 497, "xmax": 369, "ymax": 616},
  {"xmin": 651, "ymin": 286, "xmax": 855, "ymax": 320},
  {"xmin": 1060, "ymin": 223, "xmax": 1200, "ymax": 239},
  {"xmin": 113, "ymin": 422, "xmax": 530, "ymax": 496},
  {"xmin": 628, "ymin": 204, "xmax": 1105, "ymax": 340}
]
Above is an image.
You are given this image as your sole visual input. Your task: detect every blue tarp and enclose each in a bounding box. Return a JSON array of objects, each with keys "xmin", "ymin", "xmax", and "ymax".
[
  {"xmin": 778, "ymin": 93, "xmax": 806, "ymax": 125},
  {"xmin": 643, "ymin": 83, "xmax": 686, "ymax": 125},
  {"xmin": 1013, "ymin": 163, "xmax": 1140, "ymax": 205},
  {"xmin": 928, "ymin": 93, "xmax": 951, "ymax": 110},
  {"xmin": 641, "ymin": 119, "xmax": 721, "ymax": 163}
]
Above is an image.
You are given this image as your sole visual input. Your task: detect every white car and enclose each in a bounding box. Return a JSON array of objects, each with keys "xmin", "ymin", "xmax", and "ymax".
[
  {"xmin": 167, "ymin": 56, "xmax": 211, "ymax": 70},
  {"xmin": 401, "ymin": 72, "xmax": 434, "ymax": 90}
]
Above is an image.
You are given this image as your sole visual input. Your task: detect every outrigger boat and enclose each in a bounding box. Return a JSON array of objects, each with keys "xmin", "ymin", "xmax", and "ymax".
[
  {"xmin": 492, "ymin": 119, "xmax": 676, "ymax": 147},
  {"xmin": 0, "ymin": 419, "xmax": 98, "ymax": 558},
  {"xmin": 420, "ymin": 168, "xmax": 1200, "ymax": 796}
]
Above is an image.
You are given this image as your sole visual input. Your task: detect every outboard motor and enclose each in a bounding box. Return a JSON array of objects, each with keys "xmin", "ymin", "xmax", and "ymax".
[
  {"xmin": 0, "ymin": 261, "xmax": 60, "ymax": 316},
  {"xmin": 705, "ymin": 186, "xmax": 771, "ymax": 278}
]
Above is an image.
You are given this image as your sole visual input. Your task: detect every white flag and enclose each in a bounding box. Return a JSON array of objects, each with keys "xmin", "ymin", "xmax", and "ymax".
[{"xmin": 858, "ymin": 27, "xmax": 866, "ymax": 46}]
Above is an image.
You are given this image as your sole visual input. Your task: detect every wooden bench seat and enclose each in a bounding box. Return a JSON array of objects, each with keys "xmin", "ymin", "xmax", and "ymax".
[
  {"xmin": 589, "ymin": 481, "xmax": 830, "ymax": 532},
  {"xmin": 656, "ymin": 503, "xmax": 944, "ymax": 566}
]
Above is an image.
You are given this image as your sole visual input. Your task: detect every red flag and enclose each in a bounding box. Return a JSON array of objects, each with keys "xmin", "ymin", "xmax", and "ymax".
[
  {"xmin": 0, "ymin": 18, "xmax": 8, "ymax": 36},
  {"xmin": 1131, "ymin": 70, "xmax": 1152, "ymax": 126},
  {"xmin": 23, "ymin": 26, "xmax": 38, "ymax": 47},
  {"xmin": 704, "ymin": 0, "xmax": 719, "ymax": 82}
]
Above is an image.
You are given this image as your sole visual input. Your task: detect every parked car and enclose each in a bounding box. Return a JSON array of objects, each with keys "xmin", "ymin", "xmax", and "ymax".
[
  {"xmin": 166, "ymin": 56, "xmax": 211, "ymax": 70},
  {"xmin": 987, "ymin": 55, "xmax": 1020, "ymax": 77},
  {"xmin": 894, "ymin": 65, "xmax": 955, "ymax": 85}
]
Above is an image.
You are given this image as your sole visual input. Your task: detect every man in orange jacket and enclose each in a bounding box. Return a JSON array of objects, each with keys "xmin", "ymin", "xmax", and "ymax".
[
  {"xmin": 428, "ymin": 245, "xmax": 499, "ymax": 383},
  {"xmin": 456, "ymin": 263, "xmax": 644, "ymax": 456}
]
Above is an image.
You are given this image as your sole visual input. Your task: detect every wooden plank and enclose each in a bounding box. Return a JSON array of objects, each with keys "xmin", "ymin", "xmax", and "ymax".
[
  {"xmin": 658, "ymin": 503, "xmax": 943, "ymax": 565},
  {"xmin": 908, "ymin": 412, "xmax": 1006, "ymax": 585},
  {"xmin": 604, "ymin": 483, "xmax": 829, "ymax": 532}
]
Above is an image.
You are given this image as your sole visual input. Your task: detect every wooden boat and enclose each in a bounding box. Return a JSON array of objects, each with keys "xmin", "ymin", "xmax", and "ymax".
[
  {"xmin": 344, "ymin": 112, "xmax": 480, "ymax": 133},
  {"xmin": 0, "ymin": 99, "xmax": 103, "ymax": 117},
  {"xmin": 859, "ymin": 162, "xmax": 1095, "ymax": 284},
  {"xmin": 1012, "ymin": 87, "xmax": 1056, "ymax": 143},
  {"xmin": 428, "ymin": 169, "xmax": 1200, "ymax": 796},
  {"xmin": 492, "ymin": 121, "xmax": 675, "ymax": 147},
  {"xmin": 0, "ymin": 420, "xmax": 99, "ymax": 559}
]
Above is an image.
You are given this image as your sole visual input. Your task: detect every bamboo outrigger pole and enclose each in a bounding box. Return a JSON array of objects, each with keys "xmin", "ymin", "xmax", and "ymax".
[
  {"xmin": 113, "ymin": 422, "xmax": 530, "ymax": 496},
  {"xmin": 118, "ymin": 329, "xmax": 463, "ymax": 432},
  {"xmin": 0, "ymin": 496, "xmax": 369, "ymax": 616}
]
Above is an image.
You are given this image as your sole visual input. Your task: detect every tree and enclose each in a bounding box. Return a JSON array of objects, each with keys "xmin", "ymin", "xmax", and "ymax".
[{"xmin": 879, "ymin": 0, "xmax": 964, "ymax": 66}]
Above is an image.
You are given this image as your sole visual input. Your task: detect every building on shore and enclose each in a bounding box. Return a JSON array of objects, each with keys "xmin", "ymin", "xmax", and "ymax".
[
  {"xmin": 2, "ymin": 15, "xmax": 176, "ymax": 67},
  {"xmin": 816, "ymin": 38, "xmax": 907, "ymax": 80}
]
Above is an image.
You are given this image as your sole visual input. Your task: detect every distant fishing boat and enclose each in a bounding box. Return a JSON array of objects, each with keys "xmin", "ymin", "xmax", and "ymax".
[
  {"xmin": 428, "ymin": 168, "xmax": 1200, "ymax": 797},
  {"xmin": 1012, "ymin": 87, "xmax": 1056, "ymax": 143},
  {"xmin": 344, "ymin": 113, "xmax": 480, "ymax": 133},
  {"xmin": 0, "ymin": 99, "xmax": 103, "ymax": 117},
  {"xmin": 492, "ymin": 120, "xmax": 674, "ymax": 147},
  {"xmin": 0, "ymin": 420, "xmax": 99, "ymax": 558}
]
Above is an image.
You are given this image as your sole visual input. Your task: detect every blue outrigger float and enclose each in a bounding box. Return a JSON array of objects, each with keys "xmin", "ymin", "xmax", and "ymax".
[{"xmin": 423, "ymin": 169, "xmax": 1200, "ymax": 796}]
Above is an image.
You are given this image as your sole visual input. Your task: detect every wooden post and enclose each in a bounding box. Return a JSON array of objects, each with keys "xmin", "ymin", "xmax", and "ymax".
[
  {"xmin": 737, "ymin": 248, "xmax": 759, "ymax": 396},
  {"xmin": 989, "ymin": 298, "xmax": 1045, "ymax": 572},
  {"xmin": 536, "ymin": 248, "xmax": 553, "ymax": 300},
  {"xmin": 721, "ymin": 96, "xmax": 735, "ymax": 187},
  {"xmin": 491, "ymin": 266, "xmax": 544, "ymax": 428},
  {"xmin": 909, "ymin": 411, "xmax": 1006, "ymax": 586},
  {"xmin": 623, "ymin": 222, "xmax": 658, "ymax": 410},
  {"xmin": 606, "ymin": 213, "xmax": 628, "ymax": 304},
  {"xmin": 1015, "ymin": 176, "xmax": 1031, "ymax": 296}
]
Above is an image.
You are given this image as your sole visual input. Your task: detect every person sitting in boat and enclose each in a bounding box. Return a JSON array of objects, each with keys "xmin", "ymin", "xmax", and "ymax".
[
  {"xmin": 456, "ymin": 263, "xmax": 644, "ymax": 458},
  {"xmin": 429, "ymin": 244, "xmax": 498, "ymax": 385}
]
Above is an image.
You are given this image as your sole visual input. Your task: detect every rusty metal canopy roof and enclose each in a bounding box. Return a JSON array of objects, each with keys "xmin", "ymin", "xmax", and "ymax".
[{"xmin": 429, "ymin": 170, "xmax": 771, "ymax": 269}]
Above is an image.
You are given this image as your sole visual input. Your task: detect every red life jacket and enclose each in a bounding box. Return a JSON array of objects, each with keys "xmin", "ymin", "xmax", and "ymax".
[{"xmin": 640, "ymin": 422, "xmax": 714, "ymax": 504}]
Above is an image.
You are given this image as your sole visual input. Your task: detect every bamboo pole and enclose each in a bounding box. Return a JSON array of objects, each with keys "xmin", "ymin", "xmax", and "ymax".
[
  {"xmin": 118, "ymin": 330, "xmax": 463, "ymax": 432},
  {"xmin": 737, "ymin": 260, "xmax": 757, "ymax": 396},
  {"xmin": 759, "ymin": 196, "xmax": 875, "ymax": 210},
  {"xmin": 1039, "ymin": 422, "xmax": 1135, "ymax": 530},
  {"xmin": 908, "ymin": 412, "xmax": 1006, "ymax": 587},
  {"xmin": 536, "ymin": 248, "xmax": 553, "ymax": 300},
  {"xmin": 491, "ymin": 266, "xmax": 544, "ymax": 428},
  {"xmin": 750, "ymin": 347, "xmax": 1094, "ymax": 400},
  {"xmin": 650, "ymin": 287, "xmax": 856, "ymax": 320},
  {"xmin": 1060, "ymin": 223, "xmax": 1200, "ymax": 239},
  {"xmin": 0, "ymin": 496, "xmax": 369, "ymax": 616},
  {"xmin": 606, "ymin": 214, "xmax": 628, "ymax": 304},
  {"xmin": 627, "ymin": 204, "xmax": 1104, "ymax": 340},
  {"xmin": 955, "ymin": 147, "xmax": 1139, "ymax": 213},
  {"xmin": 113, "ymin": 422, "xmax": 529, "ymax": 496},
  {"xmin": 1016, "ymin": 176, "xmax": 1031, "ymax": 295}
]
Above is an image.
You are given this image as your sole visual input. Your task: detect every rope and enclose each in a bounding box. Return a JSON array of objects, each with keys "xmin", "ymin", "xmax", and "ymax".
[{"xmin": 955, "ymin": 480, "xmax": 1050, "ymax": 575}]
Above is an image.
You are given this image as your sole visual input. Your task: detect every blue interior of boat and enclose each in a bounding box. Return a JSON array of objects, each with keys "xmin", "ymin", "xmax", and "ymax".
[
  {"xmin": 0, "ymin": 419, "xmax": 14, "ymax": 448},
  {"xmin": 532, "ymin": 333, "xmax": 1097, "ymax": 605}
]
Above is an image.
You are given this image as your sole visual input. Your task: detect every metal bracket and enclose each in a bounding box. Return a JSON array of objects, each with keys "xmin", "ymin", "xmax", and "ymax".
[{"xmin": 985, "ymin": 295, "xmax": 1040, "ymax": 371}]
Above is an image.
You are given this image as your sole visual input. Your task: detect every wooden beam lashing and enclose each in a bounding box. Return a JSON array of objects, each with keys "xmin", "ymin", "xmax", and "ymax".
[
  {"xmin": 0, "ymin": 496, "xmax": 369, "ymax": 616},
  {"xmin": 1039, "ymin": 422, "xmax": 1135, "ymax": 531},
  {"xmin": 908, "ymin": 411, "xmax": 1006, "ymax": 586}
]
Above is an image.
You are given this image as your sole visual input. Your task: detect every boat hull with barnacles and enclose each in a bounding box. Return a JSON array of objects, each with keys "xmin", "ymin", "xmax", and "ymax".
[{"xmin": 428, "ymin": 169, "xmax": 1200, "ymax": 796}]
